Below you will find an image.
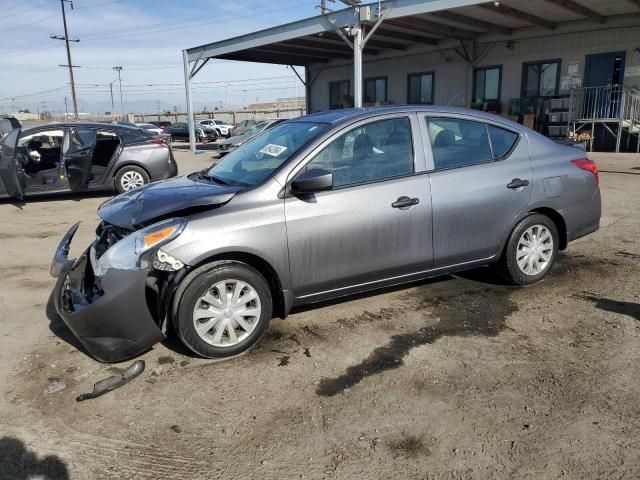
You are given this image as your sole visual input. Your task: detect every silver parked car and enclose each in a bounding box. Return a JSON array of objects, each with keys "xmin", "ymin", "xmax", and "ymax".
[{"xmin": 50, "ymin": 106, "xmax": 600, "ymax": 362}]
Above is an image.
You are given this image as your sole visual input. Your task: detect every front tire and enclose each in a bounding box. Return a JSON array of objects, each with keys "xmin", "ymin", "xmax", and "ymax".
[
  {"xmin": 175, "ymin": 261, "xmax": 273, "ymax": 358},
  {"xmin": 115, "ymin": 165, "xmax": 150, "ymax": 193},
  {"xmin": 498, "ymin": 214, "xmax": 559, "ymax": 286}
]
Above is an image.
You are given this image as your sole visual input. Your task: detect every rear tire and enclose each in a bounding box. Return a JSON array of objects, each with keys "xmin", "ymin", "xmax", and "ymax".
[
  {"xmin": 175, "ymin": 261, "xmax": 273, "ymax": 359},
  {"xmin": 115, "ymin": 165, "xmax": 150, "ymax": 193},
  {"xmin": 497, "ymin": 214, "xmax": 559, "ymax": 286}
]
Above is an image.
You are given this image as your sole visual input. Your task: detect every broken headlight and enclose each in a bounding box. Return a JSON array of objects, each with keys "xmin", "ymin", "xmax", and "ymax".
[{"xmin": 93, "ymin": 218, "xmax": 186, "ymax": 277}]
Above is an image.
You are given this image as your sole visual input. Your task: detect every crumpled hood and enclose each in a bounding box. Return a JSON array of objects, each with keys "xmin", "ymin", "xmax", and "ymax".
[{"xmin": 98, "ymin": 174, "xmax": 242, "ymax": 229}]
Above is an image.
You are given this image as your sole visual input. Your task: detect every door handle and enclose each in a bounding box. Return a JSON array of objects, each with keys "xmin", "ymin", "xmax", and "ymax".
[
  {"xmin": 392, "ymin": 196, "xmax": 420, "ymax": 209},
  {"xmin": 507, "ymin": 178, "xmax": 529, "ymax": 189}
]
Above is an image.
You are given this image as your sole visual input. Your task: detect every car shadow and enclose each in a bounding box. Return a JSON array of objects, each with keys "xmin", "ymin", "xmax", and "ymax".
[
  {"xmin": 0, "ymin": 436, "xmax": 69, "ymax": 480},
  {"xmin": 576, "ymin": 294, "xmax": 640, "ymax": 321},
  {"xmin": 289, "ymin": 266, "xmax": 507, "ymax": 315}
]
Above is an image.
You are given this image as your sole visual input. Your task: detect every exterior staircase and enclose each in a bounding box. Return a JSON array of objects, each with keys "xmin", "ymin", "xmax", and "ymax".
[{"xmin": 568, "ymin": 85, "xmax": 640, "ymax": 152}]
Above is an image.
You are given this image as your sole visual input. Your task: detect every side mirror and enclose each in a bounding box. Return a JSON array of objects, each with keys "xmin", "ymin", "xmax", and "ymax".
[{"xmin": 291, "ymin": 168, "xmax": 333, "ymax": 193}]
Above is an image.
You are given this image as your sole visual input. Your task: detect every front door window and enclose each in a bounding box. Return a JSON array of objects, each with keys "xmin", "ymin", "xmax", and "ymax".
[
  {"xmin": 17, "ymin": 129, "xmax": 65, "ymax": 187},
  {"xmin": 305, "ymin": 117, "xmax": 414, "ymax": 187}
]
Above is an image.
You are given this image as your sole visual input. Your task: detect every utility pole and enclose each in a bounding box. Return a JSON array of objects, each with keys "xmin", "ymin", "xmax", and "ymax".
[
  {"xmin": 64, "ymin": 97, "xmax": 69, "ymax": 120},
  {"xmin": 224, "ymin": 82, "xmax": 230, "ymax": 110},
  {"xmin": 51, "ymin": 0, "xmax": 79, "ymax": 120},
  {"xmin": 113, "ymin": 66, "xmax": 124, "ymax": 120},
  {"xmin": 109, "ymin": 80, "xmax": 117, "ymax": 118}
]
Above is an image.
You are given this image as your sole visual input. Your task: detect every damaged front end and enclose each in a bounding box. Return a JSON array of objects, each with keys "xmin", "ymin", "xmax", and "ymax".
[{"xmin": 50, "ymin": 218, "xmax": 188, "ymax": 363}]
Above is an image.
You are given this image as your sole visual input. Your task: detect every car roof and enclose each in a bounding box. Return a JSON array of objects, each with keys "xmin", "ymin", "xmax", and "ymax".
[
  {"xmin": 20, "ymin": 122, "xmax": 146, "ymax": 134},
  {"xmin": 299, "ymin": 105, "xmax": 525, "ymax": 131}
]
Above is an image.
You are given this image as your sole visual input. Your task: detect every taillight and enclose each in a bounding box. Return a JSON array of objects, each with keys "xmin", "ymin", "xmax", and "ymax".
[
  {"xmin": 571, "ymin": 158, "xmax": 599, "ymax": 184},
  {"xmin": 152, "ymin": 138, "xmax": 167, "ymax": 146}
]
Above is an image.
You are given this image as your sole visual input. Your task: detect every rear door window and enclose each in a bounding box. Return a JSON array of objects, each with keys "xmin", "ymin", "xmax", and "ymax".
[{"xmin": 426, "ymin": 117, "xmax": 492, "ymax": 170}]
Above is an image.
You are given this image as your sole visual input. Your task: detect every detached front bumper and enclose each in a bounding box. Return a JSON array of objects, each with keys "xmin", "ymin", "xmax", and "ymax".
[{"xmin": 50, "ymin": 224, "xmax": 165, "ymax": 363}]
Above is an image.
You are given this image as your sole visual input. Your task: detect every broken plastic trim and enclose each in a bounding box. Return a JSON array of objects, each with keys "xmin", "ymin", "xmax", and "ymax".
[{"xmin": 76, "ymin": 360, "xmax": 145, "ymax": 402}]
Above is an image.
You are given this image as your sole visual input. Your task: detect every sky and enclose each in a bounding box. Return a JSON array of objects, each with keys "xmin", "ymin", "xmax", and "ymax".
[{"xmin": 0, "ymin": 0, "xmax": 320, "ymax": 114}]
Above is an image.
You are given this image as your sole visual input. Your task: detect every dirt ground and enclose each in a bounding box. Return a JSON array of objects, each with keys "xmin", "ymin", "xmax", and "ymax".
[{"xmin": 1, "ymin": 147, "xmax": 639, "ymax": 480}]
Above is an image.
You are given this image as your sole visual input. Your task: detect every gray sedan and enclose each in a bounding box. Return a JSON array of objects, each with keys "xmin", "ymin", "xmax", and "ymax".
[{"xmin": 50, "ymin": 106, "xmax": 600, "ymax": 362}]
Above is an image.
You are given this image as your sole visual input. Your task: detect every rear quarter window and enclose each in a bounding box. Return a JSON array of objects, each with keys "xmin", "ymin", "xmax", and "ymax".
[{"xmin": 487, "ymin": 125, "xmax": 519, "ymax": 158}]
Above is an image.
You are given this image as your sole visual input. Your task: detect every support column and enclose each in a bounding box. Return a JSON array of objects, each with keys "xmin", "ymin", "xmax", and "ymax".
[
  {"xmin": 182, "ymin": 49, "xmax": 196, "ymax": 153},
  {"xmin": 353, "ymin": 23, "xmax": 363, "ymax": 108}
]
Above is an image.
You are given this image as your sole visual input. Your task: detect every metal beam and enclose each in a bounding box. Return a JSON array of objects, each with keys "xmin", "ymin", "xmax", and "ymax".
[
  {"xmin": 386, "ymin": 17, "xmax": 479, "ymax": 39},
  {"xmin": 220, "ymin": 51, "xmax": 327, "ymax": 65},
  {"xmin": 429, "ymin": 10, "xmax": 512, "ymax": 35},
  {"xmin": 480, "ymin": 3, "xmax": 556, "ymax": 30},
  {"xmin": 307, "ymin": 35, "xmax": 381, "ymax": 53},
  {"xmin": 374, "ymin": 27, "xmax": 439, "ymax": 45},
  {"xmin": 186, "ymin": 7, "xmax": 357, "ymax": 61},
  {"xmin": 182, "ymin": 50, "xmax": 196, "ymax": 153},
  {"xmin": 353, "ymin": 22, "xmax": 363, "ymax": 108},
  {"xmin": 286, "ymin": 38, "xmax": 382, "ymax": 55},
  {"xmin": 322, "ymin": 31, "xmax": 406, "ymax": 50},
  {"xmin": 279, "ymin": 39, "xmax": 363, "ymax": 56},
  {"xmin": 252, "ymin": 46, "xmax": 353, "ymax": 59},
  {"xmin": 543, "ymin": 0, "xmax": 606, "ymax": 23},
  {"xmin": 185, "ymin": 0, "xmax": 489, "ymax": 62}
]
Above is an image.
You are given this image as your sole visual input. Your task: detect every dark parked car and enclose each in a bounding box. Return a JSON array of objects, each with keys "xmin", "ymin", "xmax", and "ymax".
[
  {"xmin": 217, "ymin": 119, "xmax": 284, "ymax": 155},
  {"xmin": 50, "ymin": 106, "xmax": 600, "ymax": 363},
  {"xmin": 164, "ymin": 122, "xmax": 217, "ymax": 143},
  {"xmin": 0, "ymin": 123, "xmax": 177, "ymax": 199},
  {"xmin": 230, "ymin": 119, "xmax": 258, "ymax": 136},
  {"xmin": 0, "ymin": 116, "xmax": 20, "ymax": 139},
  {"xmin": 149, "ymin": 121, "xmax": 172, "ymax": 129}
]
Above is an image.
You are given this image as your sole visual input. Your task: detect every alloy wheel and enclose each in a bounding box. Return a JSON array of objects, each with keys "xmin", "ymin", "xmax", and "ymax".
[
  {"xmin": 192, "ymin": 279, "xmax": 261, "ymax": 347},
  {"xmin": 120, "ymin": 170, "xmax": 145, "ymax": 191}
]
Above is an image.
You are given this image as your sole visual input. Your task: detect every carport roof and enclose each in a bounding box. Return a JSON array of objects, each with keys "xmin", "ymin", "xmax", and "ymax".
[{"xmin": 185, "ymin": 0, "xmax": 640, "ymax": 66}]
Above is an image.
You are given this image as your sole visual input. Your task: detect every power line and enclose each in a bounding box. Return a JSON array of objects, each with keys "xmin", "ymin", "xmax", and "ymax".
[
  {"xmin": 0, "ymin": 0, "xmax": 56, "ymax": 21},
  {"xmin": 82, "ymin": 1, "xmax": 310, "ymax": 41},
  {"xmin": 0, "ymin": 13, "xmax": 59, "ymax": 35}
]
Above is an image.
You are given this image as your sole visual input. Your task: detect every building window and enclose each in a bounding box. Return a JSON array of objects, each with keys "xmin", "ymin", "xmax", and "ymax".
[
  {"xmin": 407, "ymin": 72, "xmax": 434, "ymax": 104},
  {"xmin": 364, "ymin": 77, "xmax": 387, "ymax": 105},
  {"xmin": 329, "ymin": 80, "xmax": 350, "ymax": 110},
  {"xmin": 473, "ymin": 66, "xmax": 501, "ymax": 102},
  {"xmin": 522, "ymin": 60, "xmax": 560, "ymax": 97}
]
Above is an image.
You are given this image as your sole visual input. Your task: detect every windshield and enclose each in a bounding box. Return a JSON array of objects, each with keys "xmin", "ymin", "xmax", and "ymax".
[{"xmin": 206, "ymin": 121, "xmax": 328, "ymax": 186}]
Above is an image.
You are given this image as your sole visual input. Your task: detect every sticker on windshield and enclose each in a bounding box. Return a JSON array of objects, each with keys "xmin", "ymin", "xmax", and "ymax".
[{"xmin": 259, "ymin": 144, "xmax": 288, "ymax": 157}]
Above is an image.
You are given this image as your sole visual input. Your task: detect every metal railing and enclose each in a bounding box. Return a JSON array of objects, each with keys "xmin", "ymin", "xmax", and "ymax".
[
  {"xmin": 569, "ymin": 85, "xmax": 640, "ymax": 125},
  {"xmin": 569, "ymin": 85, "xmax": 640, "ymax": 152}
]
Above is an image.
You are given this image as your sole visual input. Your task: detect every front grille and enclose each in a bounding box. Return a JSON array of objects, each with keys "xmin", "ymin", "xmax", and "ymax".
[{"xmin": 94, "ymin": 221, "xmax": 131, "ymax": 260}]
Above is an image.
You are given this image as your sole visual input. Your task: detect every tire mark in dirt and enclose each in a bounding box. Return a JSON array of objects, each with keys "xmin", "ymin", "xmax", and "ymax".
[
  {"xmin": 316, "ymin": 254, "xmax": 618, "ymax": 397},
  {"xmin": 316, "ymin": 282, "xmax": 517, "ymax": 396}
]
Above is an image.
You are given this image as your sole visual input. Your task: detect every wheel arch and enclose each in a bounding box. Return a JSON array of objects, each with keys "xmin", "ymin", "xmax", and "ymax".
[
  {"xmin": 498, "ymin": 206, "xmax": 568, "ymax": 259},
  {"xmin": 180, "ymin": 251, "xmax": 288, "ymax": 321},
  {"xmin": 529, "ymin": 207, "xmax": 568, "ymax": 250},
  {"xmin": 113, "ymin": 162, "xmax": 151, "ymax": 189}
]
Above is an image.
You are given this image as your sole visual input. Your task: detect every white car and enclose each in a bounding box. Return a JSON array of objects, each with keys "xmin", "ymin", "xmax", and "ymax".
[{"xmin": 198, "ymin": 119, "xmax": 232, "ymax": 138}]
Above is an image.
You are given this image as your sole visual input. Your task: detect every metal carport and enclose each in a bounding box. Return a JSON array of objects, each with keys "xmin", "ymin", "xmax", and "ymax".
[{"xmin": 183, "ymin": 0, "xmax": 640, "ymax": 152}]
